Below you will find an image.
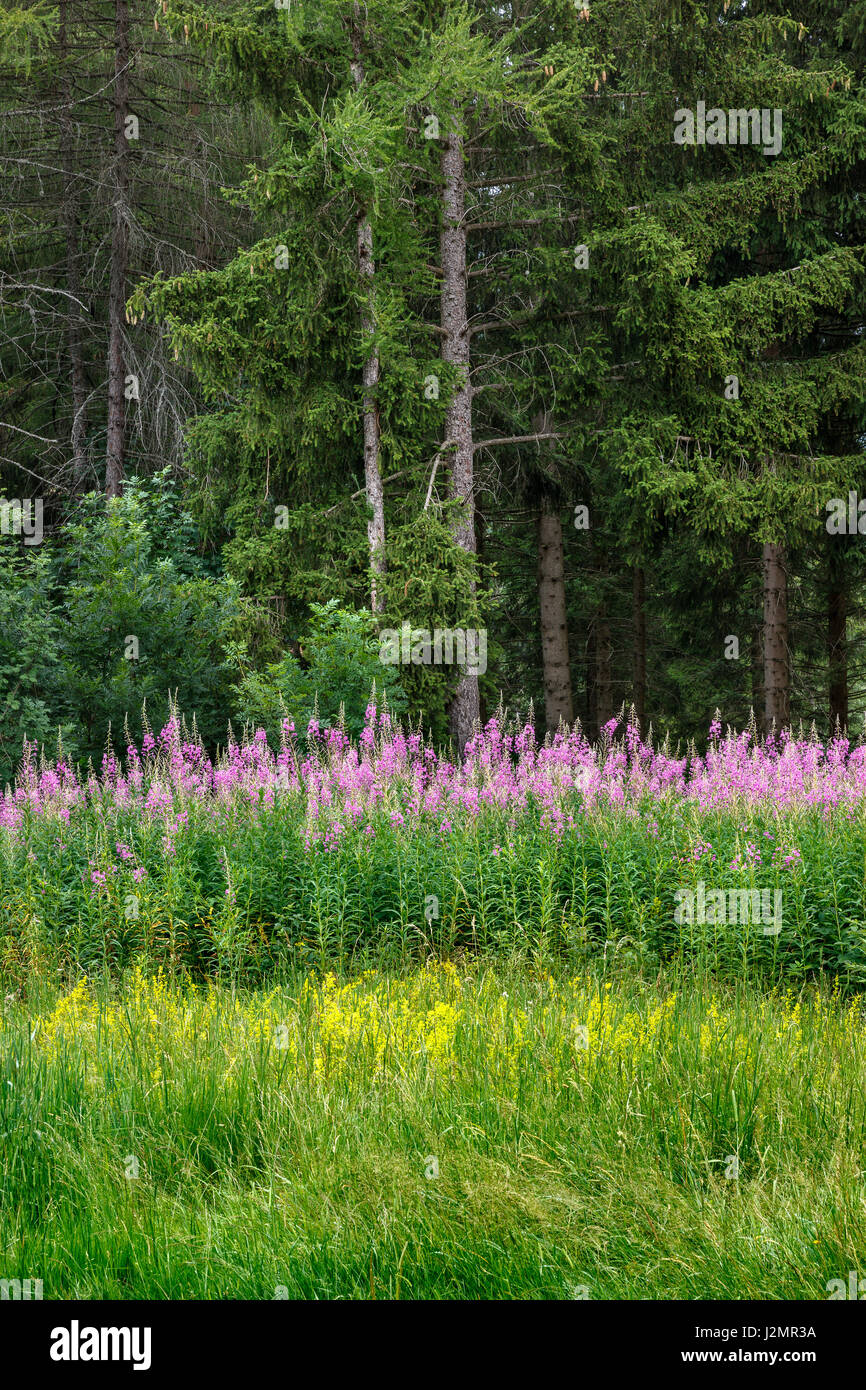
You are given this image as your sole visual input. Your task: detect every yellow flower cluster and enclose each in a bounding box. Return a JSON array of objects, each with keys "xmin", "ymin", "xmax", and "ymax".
[
  {"xmin": 31, "ymin": 963, "xmax": 863, "ymax": 1098},
  {"xmin": 35, "ymin": 975, "xmax": 95, "ymax": 1056},
  {"xmin": 603, "ymin": 992, "xmax": 678, "ymax": 1061}
]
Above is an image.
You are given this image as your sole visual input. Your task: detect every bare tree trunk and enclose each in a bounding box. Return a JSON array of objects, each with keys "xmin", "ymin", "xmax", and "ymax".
[
  {"xmin": 537, "ymin": 497, "xmax": 573, "ymax": 731},
  {"xmin": 595, "ymin": 607, "xmax": 613, "ymax": 730},
  {"xmin": 593, "ymin": 546, "xmax": 613, "ymax": 732},
  {"xmin": 762, "ymin": 541, "xmax": 789, "ymax": 731},
  {"xmin": 585, "ymin": 624, "xmax": 596, "ymax": 738},
  {"xmin": 751, "ymin": 623, "xmax": 764, "ymax": 736},
  {"xmin": 105, "ymin": 0, "xmax": 129, "ymax": 498},
  {"xmin": 476, "ymin": 506, "xmax": 487, "ymax": 727},
  {"xmin": 350, "ymin": 6, "xmax": 385, "ymax": 613},
  {"xmin": 828, "ymin": 546, "xmax": 848, "ymax": 732},
  {"xmin": 59, "ymin": 0, "xmax": 89, "ymax": 492},
  {"xmin": 440, "ymin": 112, "xmax": 479, "ymax": 751},
  {"xmin": 632, "ymin": 564, "xmax": 646, "ymax": 728}
]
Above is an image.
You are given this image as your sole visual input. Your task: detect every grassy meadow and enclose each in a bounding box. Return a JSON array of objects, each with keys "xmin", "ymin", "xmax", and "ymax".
[
  {"xmin": 2, "ymin": 713, "xmax": 866, "ymax": 1299},
  {"xmin": 2, "ymin": 961, "xmax": 866, "ymax": 1299}
]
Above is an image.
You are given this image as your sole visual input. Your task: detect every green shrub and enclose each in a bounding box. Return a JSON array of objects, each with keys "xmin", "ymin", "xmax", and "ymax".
[
  {"xmin": 0, "ymin": 541, "xmax": 73, "ymax": 784},
  {"xmin": 229, "ymin": 598, "xmax": 408, "ymax": 741}
]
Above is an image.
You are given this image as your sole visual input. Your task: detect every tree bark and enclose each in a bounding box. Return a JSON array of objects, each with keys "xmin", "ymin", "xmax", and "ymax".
[
  {"xmin": 751, "ymin": 623, "xmax": 764, "ymax": 736},
  {"xmin": 59, "ymin": 0, "xmax": 89, "ymax": 492},
  {"xmin": 350, "ymin": 6, "xmax": 385, "ymax": 613},
  {"xmin": 595, "ymin": 607, "xmax": 613, "ymax": 731},
  {"xmin": 762, "ymin": 540, "xmax": 789, "ymax": 731},
  {"xmin": 592, "ymin": 545, "xmax": 613, "ymax": 734},
  {"xmin": 632, "ymin": 564, "xmax": 646, "ymax": 728},
  {"xmin": 585, "ymin": 623, "xmax": 596, "ymax": 738},
  {"xmin": 105, "ymin": 0, "xmax": 129, "ymax": 498},
  {"xmin": 475, "ymin": 505, "xmax": 487, "ymax": 727},
  {"xmin": 828, "ymin": 545, "xmax": 848, "ymax": 732},
  {"xmin": 537, "ymin": 497, "xmax": 573, "ymax": 732},
  {"xmin": 440, "ymin": 112, "xmax": 479, "ymax": 752}
]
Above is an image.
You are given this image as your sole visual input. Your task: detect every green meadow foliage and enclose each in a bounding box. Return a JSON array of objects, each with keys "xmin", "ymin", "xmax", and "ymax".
[
  {"xmin": 0, "ymin": 962, "xmax": 864, "ymax": 1299},
  {"xmin": 1, "ymin": 711, "xmax": 865, "ymax": 989}
]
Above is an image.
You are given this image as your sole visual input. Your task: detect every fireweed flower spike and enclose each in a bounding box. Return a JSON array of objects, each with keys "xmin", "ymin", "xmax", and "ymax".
[{"xmin": 2, "ymin": 708, "xmax": 865, "ymax": 829}]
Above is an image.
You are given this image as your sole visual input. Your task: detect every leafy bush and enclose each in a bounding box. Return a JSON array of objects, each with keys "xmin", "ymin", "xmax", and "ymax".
[
  {"xmin": 53, "ymin": 483, "xmax": 237, "ymax": 756},
  {"xmin": 52, "ymin": 476, "xmax": 240, "ymax": 758},
  {"xmin": 0, "ymin": 541, "xmax": 74, "ymax": 784},
  {"xmin": 0, "ymin": 474, "xmax": 239, "ymax": 780},
  {"xmin": 229, "ymin": 599, "xmax": 408, "ymax": 741}
]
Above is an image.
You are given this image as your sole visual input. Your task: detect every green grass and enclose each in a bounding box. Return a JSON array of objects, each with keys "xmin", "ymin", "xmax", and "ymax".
[
  {"xmin": 2, "ymin": 956, "xmax": 865, "ymax": 1299},
  {"xmin": 4, "ymin": 796, "xmax": 866, "ymax": 987}
]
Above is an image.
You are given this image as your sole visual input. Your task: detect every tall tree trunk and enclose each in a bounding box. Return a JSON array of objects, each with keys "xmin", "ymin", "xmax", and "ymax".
[
  {"xmin": 632, "ymin": 564, "xmax": 646, "ymax": 728},
  {"xmin": 828, "ymin": 545, "xmax": 848, "ymax": 732},
  {"xmin": 751, "ymin": 623, "xmax": 764, "ymax": 735},
  {"xmin": 475, "ymin": 506, "xmax": 487, "ymax": 727},
  {"xmin": 593, "ymin": 546, "xmax": 613, "ymax": 733},
  {"xmin": 585, "ymin": 623, "xmax": 596, "ymax": 738},
  {"xmin": 350, "ymin": 6, "xmax": 385, "ymax": 613},
  {"xmin": 59, "ymin": 0, "xmax": 89, "ymax": 492},
  {"xmin": 537, "ymin": 496, "xmax": 573, "ymax": 731},
  {"xmin": 595, "ymin": 606, "xmax": 613, "ymax": 730},
  {"xmin": 762, "ymin": 540, "xmax": 789, "ymax": 731},
  {"xmin": 440, "ymin": 112, "xmax": 479, "ymax": 751},
  {"xmin": 105, "ymin": 0, "xmax": 129, "ymax": 498}
]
